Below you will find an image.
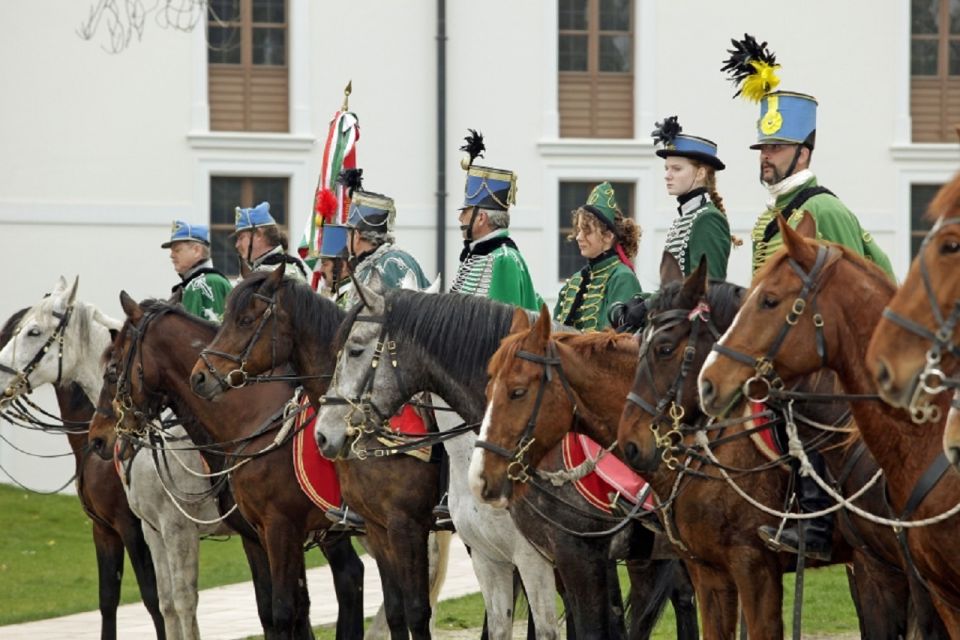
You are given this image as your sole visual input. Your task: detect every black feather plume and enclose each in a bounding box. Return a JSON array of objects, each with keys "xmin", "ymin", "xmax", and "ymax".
[
  {"xmin": 651, "ymin": 116, "xmax": 682, "ymax": 147},
  {"xmin": 721, "ymin": 33, "xmax": 777, "ymax": 98},
  {"xmin": 459, "ymin": 129, "xmax": 485, "ymax": 167},
  {"xmin": 337, "ymin": 168, "xmax": 364, "ymax": 196}
]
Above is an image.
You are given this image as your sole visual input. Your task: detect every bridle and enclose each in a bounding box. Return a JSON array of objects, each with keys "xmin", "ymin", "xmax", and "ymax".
[
  {"xmin": 198, "ymin": 290, "xmax": 279, "ymax": 390},
  {"xmin": 625, "ymin": 300, "xmax": 721, "ymax": 469},
  {"xmin": 474, "ymin": 339, "xmax": 579, "ymax": 484},
  {"xmin": 113, "ymin": 309, "xmax": 171, "ymax": 436},
  {"xmin": 0, "ymin": 302, "xmax": 74, "ymax": 401},
  {"xmin": 711, "ymin": 244, "xmax": 840, "ymax": 406},
  {"xmin": 880, "ymin": 216, "xmax": 960, "ymax": 418}
]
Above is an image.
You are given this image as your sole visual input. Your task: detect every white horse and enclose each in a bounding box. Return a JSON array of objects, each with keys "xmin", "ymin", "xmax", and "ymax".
[
  {"xmin": 320, "ymin": 278, "xmax": 560, "ymax": 640},
  {"xmin": 0, "ymin": 277, "xmax": 223, "ymax": 640}
]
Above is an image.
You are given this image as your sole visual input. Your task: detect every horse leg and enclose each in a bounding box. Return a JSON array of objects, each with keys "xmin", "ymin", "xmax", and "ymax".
[
  {"xmin": 321, "ymin": 535, "xmax": 365, "ymax": 640},
  {"xmin": 116, "ymin": 517, "xmax": 166, "ymax": 640},
  {"xmin": 91, "ymin": 521, "xmax": 124, "ymax": 640},
  {"xmin": 387, "ymin": 521, "xmax": 433, "ymax": 639},
  {"xmin": 730, "ymin": 558, "xmax": 782, "ymax": 640},
  {"xmin": 513, "ymin": 543, "xmax": 559, "ymax": 640},
  {"xmin": 240, "ymin": 535, "xmax": 279, "ymax": 640},
  {"xmin": 366, "ymin": 525, "xmax": 410, "ymax": 639},
  {"xmin": 141, "ymin": 523, "xmax": 181, "ymax": 640},
  {"xmin": 554, "ymin": 541, "xmax": 622, "ymax": 640},
  {"xmin": 159, "ymin": 519, "xmax": 201, "ymax": 640},
  {"xmin": 847, "ymin": 553, "xmax": 909, "ymax": 639},
  {"xmin": 625, "ymin": 558, "xmax": 693, "ymax": 640},
  {"xmin": 262, "ymin": 517, "xmax": 311, "ymax": 639},
  {"xmin": 470, "ymin": 553, "xmax": 517, "ymax": 639},
  {"xmin": 686, "ymin": 564, "xmax": 738, "ymax": 640},
  {"xmin": 906, "ymin": 569, "xmax": 949, "ymax": 639},
  {"xmin": 667, "ymin": 562, "xmax": 698, "ymax": 640}
]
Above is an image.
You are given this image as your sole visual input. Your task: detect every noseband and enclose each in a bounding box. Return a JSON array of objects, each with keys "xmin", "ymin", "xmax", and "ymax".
[
  {"xmin": 198, "ymin": 291, "xmax": 278, "ymax": 390},
  {"xmin": 881, "ymin": 216, "xmax": 960, "ymax": 419},
  {"xmin": 711, "ymin": 244, "xmax": 838, "ymax": 405},
  {"xmin": 0, "ymin": 303, "xmax": 74, "ymax": 401},
  {"xmin": 474, "ymin": 340, "xmax": 579, "ymax": 483},
  {"xmin": 625, "ymin": 300, "xmax": 720, "ymax": 469}
]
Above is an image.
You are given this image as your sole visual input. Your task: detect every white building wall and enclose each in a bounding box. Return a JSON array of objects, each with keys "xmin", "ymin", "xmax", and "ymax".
[{"xmin": 0, "ymin": 0, "xmax": 953, "ymax": 490}]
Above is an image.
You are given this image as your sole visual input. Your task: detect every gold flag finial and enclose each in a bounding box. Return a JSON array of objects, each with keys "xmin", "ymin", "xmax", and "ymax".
[{"xmin": 342, "ymin": 80, "xmax": 352, "ymax": 111}]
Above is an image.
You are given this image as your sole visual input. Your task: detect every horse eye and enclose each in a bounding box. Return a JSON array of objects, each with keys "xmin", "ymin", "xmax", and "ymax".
[
  {"xmin": 510, "ymin": 388, "xmax": 527, "ymax": 400},
  {"xmin": 348, "ymin": 347, "xmax": 364, "ymax": 358},
  {"xmin": 760, "ymin": 295, "xmax": 779, "ymax": 310},
  {"xmin": 27, "ymin": 328, "xmax": 42, "ymax": 337},
  {"xmin": 237, "ymin": 316, "xmax": 253, "ymax": 327},
  {"xmin": 656, "ymin": 343, "xmax": 675, "ymax": 357},
  {"xmin": 940, "ymin": 240, "xmax": 960, "ymax": 255}
]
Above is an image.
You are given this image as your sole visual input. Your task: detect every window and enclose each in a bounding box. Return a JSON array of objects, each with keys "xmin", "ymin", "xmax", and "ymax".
[
  {"xmin": 208, "ymin": 0, "xmax": 289, "ymax": 132},
  {"xmin": 911, "ymin": 183, "xmax": 942, "ymax": 257},
  {"xmin": 558, "ymin": 0, "xmax": 634, "ymax": 138},
  {"xmin": 558, "ymin": 180, "xmax": 635, "ymax": 279},
  {"xmin": 911, "ymin": 0, "xmax": 960, "ymax": 141},
  {"xmin": 210, "ymin": 176, "xmax": 289, "ymax": 276}
]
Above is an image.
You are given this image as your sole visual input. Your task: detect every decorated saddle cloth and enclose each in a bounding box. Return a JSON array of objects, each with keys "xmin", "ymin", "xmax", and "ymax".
[
  {"xmin": 561, "ymin": 433, "xmax": 656, "ymax": 514},
  {"xmin": 746, "ymin": 401, "xmax": 786, "ymax": 463}
]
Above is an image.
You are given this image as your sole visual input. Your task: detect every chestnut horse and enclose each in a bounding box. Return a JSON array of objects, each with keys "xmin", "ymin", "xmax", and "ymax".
[
  {"xmin": 699, "ymin": 215, "xmax": 960, "ymax": 633},
  {"xmin": 291, "ymin": 281, "xmax": 693, "ymax": 639},
  {"xmin": 89, "ymin": 293, "xmax": 364, "ymax": 639},
  {"xmin": 0, "ymin": 294, "xmax": 166, "ymax": 640},
  {"xmin": 866, "ymin": 179, "xmax": 960, "ymax": 464},
  {"xmin": 615, "ymin": 255, "xmax": 943, "ymax": 638},
  {"xmin": 189, "ymin": 269, "xmax": 522, "ymax": 640}
]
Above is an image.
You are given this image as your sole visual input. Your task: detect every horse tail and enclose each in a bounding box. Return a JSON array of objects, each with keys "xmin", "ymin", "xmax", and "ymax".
[
  {"xmin": 627, "ymin": 558, "xmax": 698, "ymax": 640},
  {"xmin": 428, "ymin": 530, "xmax": 452, "ymax": 608}
]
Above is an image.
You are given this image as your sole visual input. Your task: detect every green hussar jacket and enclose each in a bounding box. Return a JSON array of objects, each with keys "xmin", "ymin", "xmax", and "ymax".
[
  {"xmin": 554, "ymin": 251, "xmax": 642, "ymax": 331},
  {"xmin": 664, "ymin": 188, "xmax": 731, "ymax": 280},
  {"xmin": 343, "ymin": 242, "xmax": 430, "ymax": 309},
  {"xmin": 247, "ymin": 245, "xmax": 309, "ymax": 282},
  {"xmin": 752, "ymin": 176, "xmax": 895, "ymax": 279},
  {"xmin": 172, "ymin": 260, "xmax": 232, "ymax": 323},
  {"xmin": 451, "ymin": 230, "xmax": 540, "ymax": 311}
]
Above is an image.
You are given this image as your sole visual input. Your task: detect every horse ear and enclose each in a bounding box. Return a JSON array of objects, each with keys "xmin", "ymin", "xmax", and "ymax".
[
  {"xmin": 535, "ymin": 303, "xmax": 552, "ymax": 343},
  {"xmin": 779, "ymin": 213, "xmax": 817, "ymax": 265},
  {"xmin": 66, "ymin": 276, "xmax": 79, "ymax": 305},
  {"xmin": 119, "ymin": 291, "xmax": 143, "ymax": 324},
  {"xmin": 424, "ymin": 274, "xmax": 442, "ymax": 295},
  {"xmin": 52, "ymin": 275, "xmax": 68, "ymax": 295},
  {"xmin": 680, "ymin": 256, "xmax": 709, "ymax": 303},
  {"xmin": 509, "ymin": 308, "xmax": 531, "ymax": 334},
  {"xmin": 660, "ymin": 251, "xmax": 683, "ymax": 287},
  {"xmin": 93, "ymin": 308, "xmax": 123, "ymax": 331},
  {"xmin": 261, "ymin": 263, "xmax": 285, "ymax": 295},
  {"xmin": 794, "ymin": 211, "xmax": 817, "ymax": 239}
]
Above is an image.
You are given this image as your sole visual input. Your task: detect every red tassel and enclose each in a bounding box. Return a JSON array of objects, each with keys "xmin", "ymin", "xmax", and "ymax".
[
  {"xmin": 615, "ymin": 244, "xmax": 635, "ymax": 271},
  {"xmin": 315, "ymin": 188, "xmax": 338, "ymax": 222}
]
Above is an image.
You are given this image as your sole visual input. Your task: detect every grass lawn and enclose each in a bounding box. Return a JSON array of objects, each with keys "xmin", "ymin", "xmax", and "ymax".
[{"xmin": 0, "ymin": 483, "xmax": 328, "ymax": 625}]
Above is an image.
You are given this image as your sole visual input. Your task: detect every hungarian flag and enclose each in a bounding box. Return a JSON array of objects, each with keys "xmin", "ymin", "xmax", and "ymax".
[{"xmin": 299, "ymin": 87, "xmax": 360, "ymax": 290}]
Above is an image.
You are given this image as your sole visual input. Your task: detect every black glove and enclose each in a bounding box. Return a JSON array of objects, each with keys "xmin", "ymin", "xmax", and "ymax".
[{"xmin": 609, "ymin": 296, "xmax": 649, "ymax": 333}]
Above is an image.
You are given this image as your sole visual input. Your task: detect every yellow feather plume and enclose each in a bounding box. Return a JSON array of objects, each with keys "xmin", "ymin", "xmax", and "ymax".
[{"xmin": 742, "ymin": 60, "xmax": 781, "ymax": 102}]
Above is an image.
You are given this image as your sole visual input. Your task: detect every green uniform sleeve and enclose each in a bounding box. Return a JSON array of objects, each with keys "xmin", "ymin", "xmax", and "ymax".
[
  {"xmin": 597, "ymin": 268, "xmax": 642, "ymax": 330},
  {"xmin": 489, "ymin": 252, "xmax": 540, "ymax": 311},
  {"xmin": 553, "ymin": 281, "xmax": 572, "ymax": 320},
  {"xmin": 687, "ymin": 211, "xmax": 731, "ymax": 281},
  {"xmin": 182, "ymin": 275, "xmax": 232, "ymax": 323}
]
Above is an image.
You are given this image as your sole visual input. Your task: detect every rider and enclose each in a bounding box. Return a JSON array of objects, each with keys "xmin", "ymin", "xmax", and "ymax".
[
  {"xmin": 232, "ymin": 202, "xmax": 309, "ymax": 281},
  {"xmin": 316, "ymin": 222, "xmax": 353, "ymax": 306},
  {"xmin": 723, "ymin": 34, "xmax": 895, "ymax": 561},
  {"xmin": 324, "ymin": 171, "xmax": 435, "ymax": 532},
  {"xmin": 608, "ymin": 117, "xmax": 733, "ymax": 332},
  {"xmin": 554, "ymin": 181, "xmax": 641, "ymax": 331},
  {"xmin": 164, "ymin": 220, "xmax": 232, "ymax": 323}
]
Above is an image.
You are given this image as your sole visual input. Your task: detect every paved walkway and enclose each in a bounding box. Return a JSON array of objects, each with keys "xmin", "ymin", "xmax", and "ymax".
[{"xmin": 0, "ymin": 535, "xmax": 480, "ymax": 640}]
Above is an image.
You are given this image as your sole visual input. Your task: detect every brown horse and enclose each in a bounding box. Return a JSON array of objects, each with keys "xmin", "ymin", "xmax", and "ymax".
[
  {"xmin": 87, "ymin": 292, "xmax": 364, "ymax": 640},
  {"xmin": 616, "ymin": 255, "xmax": 944, "ymax": 638},
  {"xmin": 188, "ymin": 268, "xmax": 443, "ymax": 639},
  {"xmin": 699, "ymin": 214, "xmax": 960, "ymax": 633},
  {"xmin": 0, "ymin": 306, "xmax": 166, "ymax": 640},
  {"xmin": 866, "ymin": 179, "xmax": 960, "ymax": 462}
]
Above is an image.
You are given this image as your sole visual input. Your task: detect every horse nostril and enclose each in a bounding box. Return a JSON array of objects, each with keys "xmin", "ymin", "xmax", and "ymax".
[
  {"xmin": 91, "ymin": 437, "xmax": 103, "ymax": 451},
  {"xmin": 947, "ymin": 445, "xmax": 960, "ymax": 468},
  {"xmin": 874, "ymin": 360, "xmax": 892, "ymax": 391},
  {"xmin": 701, "ymin": 379, "xmax": 714, "ymax": 405},
  {"xmin": 315, "ymin": 431, "xmax": 327, "ymax": 450},
  {"xmin": 624, "ymin": 441, "xmax": 639, "ymax": 465},
  {"xmin": 190, "ymin": 371, "xmax": 205, "ymax": 391}
]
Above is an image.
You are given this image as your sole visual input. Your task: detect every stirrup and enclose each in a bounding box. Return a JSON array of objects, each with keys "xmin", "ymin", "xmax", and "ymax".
[{"xmin": 326, "ymin": 506, "xmax": 366, "ymax": 534}]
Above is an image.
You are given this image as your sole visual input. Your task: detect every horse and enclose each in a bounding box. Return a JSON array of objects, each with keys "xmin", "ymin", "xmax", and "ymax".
[
  {"xmin": 612, "ymin": 254, "xmax": 944, "ymax": 638},
  {"xmin": 699, "ymin": 213, "xmax": 960, "ymax": 633},
  {"xmin": 87, "ymin": 291, "xmax": 368, "ymax": 639},
  {"xmin": 284, "ymin": 277, "xmax": 690, "ymax": 639},
  {"xmin": 189, "ymin": 268, "xmax": 528, "ymax": 640},
  {"xmin": 0, "ymin": 279, "xmax": 167, "ymax": 640},
  {"xmin": 865, "ymin": 178, "xmax": 960, "ymax": 464}
]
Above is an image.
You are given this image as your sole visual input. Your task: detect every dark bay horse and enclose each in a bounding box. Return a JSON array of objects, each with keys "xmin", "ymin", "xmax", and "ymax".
[
  {"xmin": 699, "ymin": 214, "xmax": 960, "ymax": 633},
  {"xmin": 271, "ymin": 277, "xmax": 692, "ymax": 639},
  {"xmin": 88, "ymin": 292, "xmax": 364, "ymax": 639},
  {"xmin": 615, "ymin": 256, "xmax": 943, "ymax": 638},
  {"xmin": 866, "ymin": 177, "xmax": 960, "ymax": 463},
  {"xmin": 189, "ymin": 269, "xmax": 453, "ymax": 640},
  {"xmin": 1, "ymin": 302, "xmax": 166, "ymax": 640}
]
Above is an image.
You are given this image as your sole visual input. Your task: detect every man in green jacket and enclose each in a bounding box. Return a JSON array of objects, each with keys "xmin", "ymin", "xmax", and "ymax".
[{"xmin": 164, "ymin": 220, "xmax": 232, "ymax": 323}]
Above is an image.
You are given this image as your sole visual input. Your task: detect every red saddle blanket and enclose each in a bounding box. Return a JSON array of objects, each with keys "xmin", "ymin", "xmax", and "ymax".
[
  {"xmin": 293, "ymin": 400, "xmax": 430, "ymax": 511},
  {"xmin": 561, "ymin": 433, "xmax": 656, "ymax": 514},
  {"xmin": 747, "ymin": 401, "xmax": 786, "ymax": 463}
]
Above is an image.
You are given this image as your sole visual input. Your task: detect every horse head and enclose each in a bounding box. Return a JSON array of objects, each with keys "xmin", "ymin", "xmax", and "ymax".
[
  {"xmin": 618, "ymin": 253, "xmax": 743, "ymax": 472},
  {"xmin": 469, "ymin": 305, "xmax": 569, "ymax": 506},
  {"xmin": 867, "ymin": 185, "xmax": 960, "ymax": 417}
]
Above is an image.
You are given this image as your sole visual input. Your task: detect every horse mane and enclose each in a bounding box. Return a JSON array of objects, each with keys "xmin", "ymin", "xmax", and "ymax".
[
  {"xmin": 927, "ymin": 174, "xmax": 960, "ymax": 223},
  {"xmin": 365, "ymin": 290, "xmax": 515, "ymax": 379},
  {"xmin": 648, "ymin": 279, "xmax": 746, "ymax": 332},
  {"xmin": 139, "ymin": 298, "xmax": 218, "ymax": 331},
  {"xmin": 229, "ymin": 272, "xmax": 345, "ymax": 345},
  {"xmin": 0, "ymin": 307, "xmax": 28, "ymax": 348}
]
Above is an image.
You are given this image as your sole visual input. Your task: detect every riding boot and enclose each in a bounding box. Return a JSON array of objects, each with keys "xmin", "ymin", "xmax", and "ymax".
[
  {"xmin": 326, "ymin": 503, "xmax": 366, "ymax": 535},
  {"xmin": 432, "ymin": 449, "xmax": 455, "ymax": 531},
  {"xmin": 758, "ymin": 451, "xmax": 833, "ymax": 561}
]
